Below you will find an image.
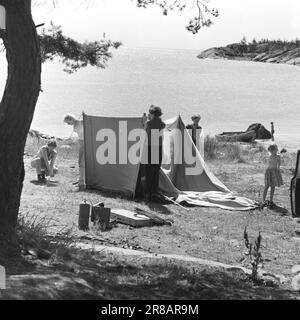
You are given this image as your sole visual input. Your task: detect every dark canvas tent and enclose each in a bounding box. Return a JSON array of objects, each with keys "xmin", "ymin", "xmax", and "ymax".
[
  {"xmin": 291, "ymin": 150, "xmax": 300, "ymax": 217},
  {"xmin": 83, "ymin": 114, "xmax": 256, "ymax": 211}
]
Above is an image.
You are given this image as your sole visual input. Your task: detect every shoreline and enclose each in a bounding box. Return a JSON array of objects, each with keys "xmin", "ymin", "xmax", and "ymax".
[
  {"xmin": 28, "ymin": 128, "xmax": 299, "ymax": 152},
  {"xmin": 197, "ymin": 43, "xmax": 300, "ymax": 67},
  {"xmin": 197, "ymin": 56, "xmax": 300, "ymax": 68}
]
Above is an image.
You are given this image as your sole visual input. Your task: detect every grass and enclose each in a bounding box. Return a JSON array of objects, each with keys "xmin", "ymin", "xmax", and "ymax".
[
  {"xmin": 1, "ymin": 134, "xmax": 299, "ymax": 299},
  {"xmin": 204, "ymin": 135, "xmax": 219, "ymax": 160},
  {"xmin": 204, "ymin": 135, "xmax": 246, "ymax": 163},
  {"xmin": 1, "ymin": 212, "xmax": 297, "ymax": 300},
  {"xmin": 17, "ymin": 212, "xmax": 76, "ymax": 260},
  {"xmin": 1, "ymin": 244, "xmax": 297, "ymax": 300}
]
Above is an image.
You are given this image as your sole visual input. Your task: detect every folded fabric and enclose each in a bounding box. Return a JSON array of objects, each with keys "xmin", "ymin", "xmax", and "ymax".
[{"xmin": 176, "ymin": 191, "xmax": 257, "ymax": 211}]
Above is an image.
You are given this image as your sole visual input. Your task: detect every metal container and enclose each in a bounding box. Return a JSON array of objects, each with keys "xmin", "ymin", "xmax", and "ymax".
[
  {"xmin": 93, "ymin": 206, "xmax": 111, "ymax": 230},
  {"xmin": 78, "ymin": 200, "xmax": 90, "ymax": 230}
]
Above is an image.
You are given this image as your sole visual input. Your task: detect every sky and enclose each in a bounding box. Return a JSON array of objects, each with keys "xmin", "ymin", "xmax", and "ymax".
[{"xmin": 31, "ymin": 0, "xmax": 300, "ymax": 51}]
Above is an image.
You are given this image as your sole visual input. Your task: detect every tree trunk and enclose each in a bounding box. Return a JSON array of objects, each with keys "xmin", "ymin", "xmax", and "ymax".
[{"xmin": 0, "ymin": 0, "xmax": 41, "ymax": 261}]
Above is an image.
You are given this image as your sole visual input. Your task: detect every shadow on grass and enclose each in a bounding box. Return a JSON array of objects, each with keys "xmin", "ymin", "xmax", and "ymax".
[
  {"xmin": 269, "ymin": 204, "xmax": 289, "ymax": 216},
  {"xmin": 30, "ymin": 180, "xmax": 60, "ymax": 188},
  {"xmin": 0, "ymin": 249, "xmax": 296, "ymax": 300},
  {"xmin": 80, "ymin": 187, "xmax": 129, "ymax": 200},
  {"xmin": 145, "ymin": 202, "xmax": 172, "ymax": 215},
  {"xmin": 80, "ymin": 188, "xmax": 173, "ymax": 215}
]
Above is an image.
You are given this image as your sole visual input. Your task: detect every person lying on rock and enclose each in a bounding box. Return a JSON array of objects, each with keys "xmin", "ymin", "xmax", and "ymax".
[
  {"xmin": 31, "ymin": 139, "xmax": 58, "ymax": 183},
  {"xmin": 186, "ymin": 114, "xmax": 202, "ymax": 149}
]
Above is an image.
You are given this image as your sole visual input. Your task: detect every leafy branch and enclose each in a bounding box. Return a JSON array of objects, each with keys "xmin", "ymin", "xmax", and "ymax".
[
  {"xmin": 39, "ymin": 23, "xmax": 121, "ymax": 73},
  {"xmin": 135, "ymin": 0, "xmax": 219, "ymax": 33}
]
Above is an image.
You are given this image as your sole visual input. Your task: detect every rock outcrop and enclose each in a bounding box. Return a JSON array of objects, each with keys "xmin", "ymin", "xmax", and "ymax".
[
  {"xmin": 28, "ymin": 129, "xmax": 62, "ymax": 141},
  {"xmin": 246, "ymin": 123, "xmax": 272, "ymax": 140},
  {"xmin": 198, "ymin": 43, "xmax": 300, "ymax": 66},
  {"xmin": 216, "ymin": 123, "xmax": 272, "ymax": 143}
]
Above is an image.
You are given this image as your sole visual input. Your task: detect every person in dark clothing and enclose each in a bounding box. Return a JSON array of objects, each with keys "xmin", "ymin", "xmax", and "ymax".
[
  {"xmin": 186, "ymin": 114, "xmax": 202, "ymax": 148},
  {"xmin": 143, "ymin": 105, "xmax": 166, "ymax": 201},
  {"xmin": 271, "ymin": 122, "xmax": 275, "ymax": 142}
]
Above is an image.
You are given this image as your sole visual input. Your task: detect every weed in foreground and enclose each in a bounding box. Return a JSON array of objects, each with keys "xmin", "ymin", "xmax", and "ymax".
[{"xmin": 243, "ymin": 227, "xmax": 263, "ymax": 284}]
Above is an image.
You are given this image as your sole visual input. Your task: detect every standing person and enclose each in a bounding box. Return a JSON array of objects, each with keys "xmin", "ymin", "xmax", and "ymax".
[
  {"xmin": 271, "ymin": 122, "xmax": 275, "ymax": 142},
  {"xmin": 31, "ymin": 140, "xmax": 58, "ymax": 183},
  {"xmin": 186, "ymin": 114, "xmax": 202, "ymax": 148},
  {"xmin": 64, "ymin": 113, "xmax": 85, "ymax": 190},
  {"xmin": 144, "ymin": 105, "xmax": 166, "ymax": 201},
  {"xmin": 262, "ymin": 144, "xmax": 283, "ymax": 208}
]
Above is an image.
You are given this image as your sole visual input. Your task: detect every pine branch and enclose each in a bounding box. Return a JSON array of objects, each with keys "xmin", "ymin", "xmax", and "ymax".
[
  {"xmin": 135, "ymin": 0, "xmax": 218, "ymax": 34},
  {"xmin": 39, "ymin": 23, "xmax": 121, "ymax": 73}
]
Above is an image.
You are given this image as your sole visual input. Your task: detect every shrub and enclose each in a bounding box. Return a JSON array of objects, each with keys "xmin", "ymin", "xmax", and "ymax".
[
  {"xmin": 204, "ymin": 135, "xmax": 218, "ymax": 160},
  {"xmin": 203, "ymin": 136, "xmax": 246, "ymax": 163},
  {"xmin": 17, "ymin": 213, "xmax": 76, "ymax": 260},
  {"xmin": 225, "ymin": 143, "xmax": 245, "ymax": 163},
  {"xmin": 243, "ymin": 228, "xmax": 263, "ymax": 283}
]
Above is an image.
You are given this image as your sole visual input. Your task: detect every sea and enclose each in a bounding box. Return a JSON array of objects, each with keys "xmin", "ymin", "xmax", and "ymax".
[{"xmin": 0, "ymin": 47, "xmax": 299, "ymax": 150}]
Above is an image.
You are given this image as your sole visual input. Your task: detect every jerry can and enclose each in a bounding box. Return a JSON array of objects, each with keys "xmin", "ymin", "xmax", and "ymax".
[
  {"xmin": 78, "ymin": 200, "xmax": 90, "ymax": 231},
  {"xmin": 92, "ymin": 203, "xmax": 110, "ymax": 231},
  {"xmin": 291, "ymin": 150, "xmax": 300, "ymax": 218}
]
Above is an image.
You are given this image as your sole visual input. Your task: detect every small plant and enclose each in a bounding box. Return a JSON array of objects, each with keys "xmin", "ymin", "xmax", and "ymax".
[
  {"xmin": 17, "ymin": 213, "xmax": 76, "ymax": 260},
  {"xmin": 243, "ymin": 227, "xmax": 263, "ymax": 283},
  {"xmin": 225, "ymin": 143, "xmax": 245, "ymax": 163},
  {"xmin": 256, "ymin": 145, "xmax": 266, "ymax": 153},
  {"xmin": 204, "ymin": 135, "xmax": 218, "ymax": 160}
]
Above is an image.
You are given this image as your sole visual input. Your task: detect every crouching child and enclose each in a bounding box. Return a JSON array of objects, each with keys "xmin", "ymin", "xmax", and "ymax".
[{"xmin": 31, "ymin": 140, "xmax": 58, "ymax": 183}]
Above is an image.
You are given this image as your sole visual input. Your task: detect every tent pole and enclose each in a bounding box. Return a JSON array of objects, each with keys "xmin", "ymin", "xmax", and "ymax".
[{"xmin": 83, "ymin": 112, "xmax": 88, "ymax": 188}]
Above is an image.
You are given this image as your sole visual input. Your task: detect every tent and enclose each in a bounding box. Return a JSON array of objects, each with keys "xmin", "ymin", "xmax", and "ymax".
[{"xmin": 83, "ymin": 114, "xmax": 256, "ymax": 211}]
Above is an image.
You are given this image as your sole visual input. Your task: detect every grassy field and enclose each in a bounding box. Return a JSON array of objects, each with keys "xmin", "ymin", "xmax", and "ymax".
[{"xmin": 2, "ymin": 135, "xmax": 299, "ymax": 299}]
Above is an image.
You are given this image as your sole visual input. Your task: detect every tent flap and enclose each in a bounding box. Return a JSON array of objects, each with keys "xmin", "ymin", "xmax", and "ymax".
[{"xmin": 84, "ymin": 114, "xmax": 142, "ymax": 197}]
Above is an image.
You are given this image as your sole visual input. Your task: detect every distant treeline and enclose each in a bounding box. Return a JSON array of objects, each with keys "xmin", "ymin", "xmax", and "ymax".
[{"xmin": 228, "ymin": 37, "xmax": 300, "ymax": 55}]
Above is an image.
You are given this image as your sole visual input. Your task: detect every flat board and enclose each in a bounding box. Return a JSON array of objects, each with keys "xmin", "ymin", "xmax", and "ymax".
[{"xmin": 110, "ymin": 209, "xmax": 152, "ymax": 227}]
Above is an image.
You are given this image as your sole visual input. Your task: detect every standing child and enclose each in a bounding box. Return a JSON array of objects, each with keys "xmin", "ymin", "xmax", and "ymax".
[
  {"xmin": 186, "ymin": 114, "xmax": 202, "ymax": 149},
  {"xmin": 263, "ymin": 144, "xmax": 283, "ymax": 208}
]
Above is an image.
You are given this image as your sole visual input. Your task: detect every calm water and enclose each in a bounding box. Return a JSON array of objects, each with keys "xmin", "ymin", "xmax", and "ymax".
[{"xmin": 0, "ymin": 47, "xmax": 300, "ymax": 148}]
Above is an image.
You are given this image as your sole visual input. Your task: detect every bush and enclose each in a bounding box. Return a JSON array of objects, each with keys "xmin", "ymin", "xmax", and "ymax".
[
  {"xmin": 17, "ymin": 213, "xmax": 75, "ymax": 260},
  {"xmin": 224, "ymin": 143, "xmax": 245, "ymax": 163},
  {"xmin": 204, "ymin": 135, "xmax": 218, "ymax": 160},
  {"xmin": 204, "ymin": 135, "xmax": 245, "ymax": 163}
]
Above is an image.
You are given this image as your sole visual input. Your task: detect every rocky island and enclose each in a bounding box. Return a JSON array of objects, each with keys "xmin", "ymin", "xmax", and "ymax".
[{"xmin": 197, "ymin": 38, "xmax": 300, "ymax": 66}]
